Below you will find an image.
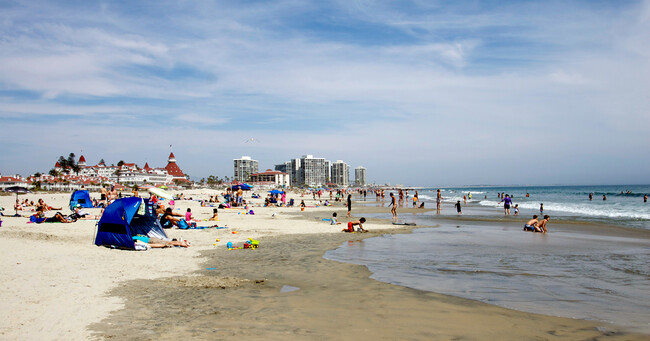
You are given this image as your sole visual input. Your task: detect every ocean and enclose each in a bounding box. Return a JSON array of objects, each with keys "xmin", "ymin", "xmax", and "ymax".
[
  {"xmin": 326, "ymin": 185, "xmax": 650, "ymax": 332},
  {"xmin": 371, "ymin": 184, "xmax": 649, "ymax": 229}
]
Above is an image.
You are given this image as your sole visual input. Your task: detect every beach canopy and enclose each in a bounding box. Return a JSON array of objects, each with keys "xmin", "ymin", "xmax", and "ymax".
[
  {"xmin": 231, "ymin": 184, "xmax": 252, "ymax": 191},
  {"xmin": 69, "ymin": 190, "xmax": 93, "ymax": 210},
  {"xmin": 94, "ymin": 197, "xmax": 168, "ymax": 250},
  {"xmin": 148, "ymin": 187, "xmax": 173, "ymax": 200}
]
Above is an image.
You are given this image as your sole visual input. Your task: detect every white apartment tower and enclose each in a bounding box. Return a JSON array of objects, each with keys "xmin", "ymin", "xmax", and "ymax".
[
  {"xmin": 299, "ymin": 155, "xmax": 328, "ymax": 187},
  {"xmin": 355, "ymin": 166, "xmax": 366, "ymax": 186},
  {"xmin": 331, "ymin": 160, "xmax": 350, "ymax": 187},
  {"xmin": 233, "ymin": 156, "xmax": 259, "ymax": 182}
]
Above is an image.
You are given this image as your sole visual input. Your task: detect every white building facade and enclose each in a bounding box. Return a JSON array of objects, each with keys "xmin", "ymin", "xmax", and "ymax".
[{"xmin": 233, "ymin": 156, "xmax": 259, "ymax": 182}]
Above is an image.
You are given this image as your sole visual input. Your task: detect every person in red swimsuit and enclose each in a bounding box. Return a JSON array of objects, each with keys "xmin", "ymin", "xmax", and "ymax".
[{"xmin": 343, "ymin": 217, "xmax": 367, "ymax": 232}]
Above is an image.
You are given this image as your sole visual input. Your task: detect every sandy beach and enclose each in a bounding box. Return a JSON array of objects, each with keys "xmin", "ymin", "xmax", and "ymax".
[{"xmin": 0, "ymin": 190, "xmax": 647, "ymax": 340}]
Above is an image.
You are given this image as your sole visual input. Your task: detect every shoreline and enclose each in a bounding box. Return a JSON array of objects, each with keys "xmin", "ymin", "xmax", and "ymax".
[
  {"xmin": 1, "ymin": 191, "xmax": 648, "ymax": 339},
  {"xmin": 91, "ymin": 229, "xmax": 648, "ymax": 340},
  {"xmin": 91, "ymin": 205, "xmax": 648, "ymax": 340}
]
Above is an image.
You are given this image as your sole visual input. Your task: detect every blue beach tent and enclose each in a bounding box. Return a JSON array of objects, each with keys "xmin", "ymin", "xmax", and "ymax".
[
  {"xmin": 94, "ymin": 197, "xmax": 168, "ymax": 249},
  {"xmin": 69, "ymin": 190, "xmax": 93, "ymax": 209}
]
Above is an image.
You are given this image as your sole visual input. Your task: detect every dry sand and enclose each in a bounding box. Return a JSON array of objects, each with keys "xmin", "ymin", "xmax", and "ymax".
[{"xmin": 0, "ymin": 190, "xmax": 647, "ymax": 340}]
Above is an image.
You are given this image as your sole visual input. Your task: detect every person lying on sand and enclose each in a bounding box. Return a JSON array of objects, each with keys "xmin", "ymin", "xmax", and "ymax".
[
  {"xmin": 36, "ymin": 198, "xmax": 62, "ymax": 212},
  {"xmin": 68, "ymin": 205, "xmax": 99, "ymax": 220},
  {"xmin": 343, "ymin": 217, "xmax": 367, "ymax": 233},
  {"xmin": 32, "ymin": 208, "xmax": 72, "ymax": 223},
  {"xmin": 132, "ymin": 236, "xmax": 190, "ymax": 248}
]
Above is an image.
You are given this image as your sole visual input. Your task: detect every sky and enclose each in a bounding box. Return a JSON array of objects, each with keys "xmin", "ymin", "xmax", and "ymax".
[{"xmin": 0, "ymin": 0, "xmax": 649, "ymax": 186}]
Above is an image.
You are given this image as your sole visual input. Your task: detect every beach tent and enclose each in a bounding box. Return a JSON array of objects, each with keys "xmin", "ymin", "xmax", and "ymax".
[
  {"xmin": 69, "ymin": 190, "xmax": 93, "ymax": 210},
  {"xmin": 94, "ymin": 197, "xmax": 168, "ymax": 250}
]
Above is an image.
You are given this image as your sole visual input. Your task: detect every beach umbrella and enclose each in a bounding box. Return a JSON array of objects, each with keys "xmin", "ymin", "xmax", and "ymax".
[
  {"xmin": 157, "ymin": 185, "xmax": 169, "ymax": 189},
  {"xmin": 148, "ymin": 187, "xmax": 173, "ymax": 200},
  {"xmin": 231, "ymin": 184, "xmax": 252, "ymax": 191},
  {"xmin": 268, "ymin": 189, "xmax": 283, "ymax": 194},
  {"xmin": 4, "ymin": 186, "xmax": 31, "ymax": 217},
  {"xmin": 138, "ymin": 185, "xmax": 154, "ymax": 189}
]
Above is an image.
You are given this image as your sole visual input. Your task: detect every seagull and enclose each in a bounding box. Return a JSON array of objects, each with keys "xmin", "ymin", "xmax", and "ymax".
[{"xmin": 244, "ymin": 138, "xmax": 260, "ymax": 143}]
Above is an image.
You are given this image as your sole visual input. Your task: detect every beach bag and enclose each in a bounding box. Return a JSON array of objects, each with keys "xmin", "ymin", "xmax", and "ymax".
[{"xmin": 177, "ymin": 219, "xmax": 189, "ymax": 229}]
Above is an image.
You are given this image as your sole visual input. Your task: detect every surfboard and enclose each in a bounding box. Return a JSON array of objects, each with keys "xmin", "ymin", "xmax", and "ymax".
[{"xmin": 392, "ymin": 222, "xmax": 416, "ymax": 226}]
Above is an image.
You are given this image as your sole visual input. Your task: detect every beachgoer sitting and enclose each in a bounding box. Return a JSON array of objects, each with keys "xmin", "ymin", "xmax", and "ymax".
[
  {"xmin": 68, "ymin": 204, "xmax": 98, "ymax": 220},
  {"xmin": 330, "ymin": 212, "xmax": 341, "ymax": 225},
  {"xmin": 209, "ymin": 208, "xmax": 219, "ymax": 221},
  {"xmin": 523, "ymin": 215, "xmax": 540, "ymax": 232},
  {"xmin": 299, "ymin": 200, "xmax": 306, "ymax": 208},
  {"xmin": 418, "ymin": 202, "xmax": 425, "ymax": 208},
  {"xmin": 343, "ymin": 217, "xmax": 367, "ymax": 233},
  {"xmin": 160, "ymin": 207, "xmax": 184, "ymax": 228}
]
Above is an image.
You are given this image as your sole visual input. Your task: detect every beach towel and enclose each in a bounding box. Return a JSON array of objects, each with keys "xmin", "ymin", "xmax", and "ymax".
[{"xmin": 30, "ymin": 216, "xmax": 46, "ymax": 224}]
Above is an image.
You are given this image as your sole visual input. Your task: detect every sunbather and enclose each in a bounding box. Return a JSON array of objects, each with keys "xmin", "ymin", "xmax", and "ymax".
[{"xmin": 132, "ymin": 236, "xmax": 190, "ymax": 248}]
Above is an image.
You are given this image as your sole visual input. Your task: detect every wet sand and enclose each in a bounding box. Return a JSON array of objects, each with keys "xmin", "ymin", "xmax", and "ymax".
[{"xmin": 91, "ymin": 228, "xmax": 647, "ymax": 340}]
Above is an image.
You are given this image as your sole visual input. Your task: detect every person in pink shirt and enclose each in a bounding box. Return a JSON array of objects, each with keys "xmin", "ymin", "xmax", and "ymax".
[{"xmin": 185, "ymin": 208, "xmax": 193, "ymax": 222}]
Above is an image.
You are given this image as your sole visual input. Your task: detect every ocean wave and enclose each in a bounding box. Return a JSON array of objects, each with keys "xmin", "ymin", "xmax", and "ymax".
[{"xmin": 479, "ymin": 200, "xmax": 650, "ymax": 220}]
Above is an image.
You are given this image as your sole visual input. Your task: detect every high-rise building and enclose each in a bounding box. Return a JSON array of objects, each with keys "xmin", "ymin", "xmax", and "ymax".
[
  {"xmin": 233, "ymin": 156, "xmax": 259, "ymax": 182},
  {"xmin": 299, "ymin": 155, "xmax": 328, "ymax": 187},
  {"xmin": 331, "ymin": 160, "xmax": 350, "ymax": 186},
  {"xmin": 355, "ymin": 166, "xmax": 366, "ymax": 186}
]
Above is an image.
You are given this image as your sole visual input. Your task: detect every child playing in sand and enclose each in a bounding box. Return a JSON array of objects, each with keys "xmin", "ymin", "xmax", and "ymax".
[
  {"xmin": 185, "ymin": 208, "xmax": 193, "ymax": 222},
  {"xmin": 343, "ymin": 217, "xmax": 367, "ymax": 233},
  {"xmin": 209, "ymin": 208, "xmax": 219, "ymax": 221},
  {"xmin": 330, "ymin": 212, "xmax": 341, "ymax": 225}
]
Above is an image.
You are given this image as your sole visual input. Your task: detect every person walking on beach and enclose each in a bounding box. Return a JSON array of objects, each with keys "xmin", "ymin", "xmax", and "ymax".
[
  {"xmin": 346, "ymin": 194, "xmax": 352, "ymax": 218},
  {"xmin": 500, "ymin": 194, "xmax": 512, "ymax": 215},
  {"xmin": 389, "ymin": 193, "xmax": 397, "ymax": 221},
  {"xmin": 455, "ymin": 200, "xmax": 462, "ymax": 215}
]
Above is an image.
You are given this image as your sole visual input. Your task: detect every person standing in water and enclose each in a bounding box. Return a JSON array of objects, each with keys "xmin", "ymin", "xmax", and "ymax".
[
  {"xmin": 436, "ymin": 189, "xmax": 442, "ymax": 214},
  {"xmin": 346, "ymin": 194, "xmax": 352, "ymax": 218},
  {"xmin": 500, "ymin": 194, "xmax": 512, "ymax": 215},
  {"xmin": 389, "ymin": 192, "xmax": 397, "ymax": 221},
  {"xmin": 644, "ymin": 194, "xmax": 648, "ymax": 203},
  {"xmin": 589, "ymin": 192, "xmax": 593, "ymax": 201},
  {"xmin": 540, "ymin": 203, "xmax": 544, "ymax": 214},
  {"xmin": 455, "ymin": 200, "xmax": 462, "ymax": 215}
]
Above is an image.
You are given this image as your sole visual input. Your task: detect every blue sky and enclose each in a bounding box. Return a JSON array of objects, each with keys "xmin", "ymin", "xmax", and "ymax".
[{"xmin": 1, "ymin": 0, "xmax": 648, "ymax": 186}]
